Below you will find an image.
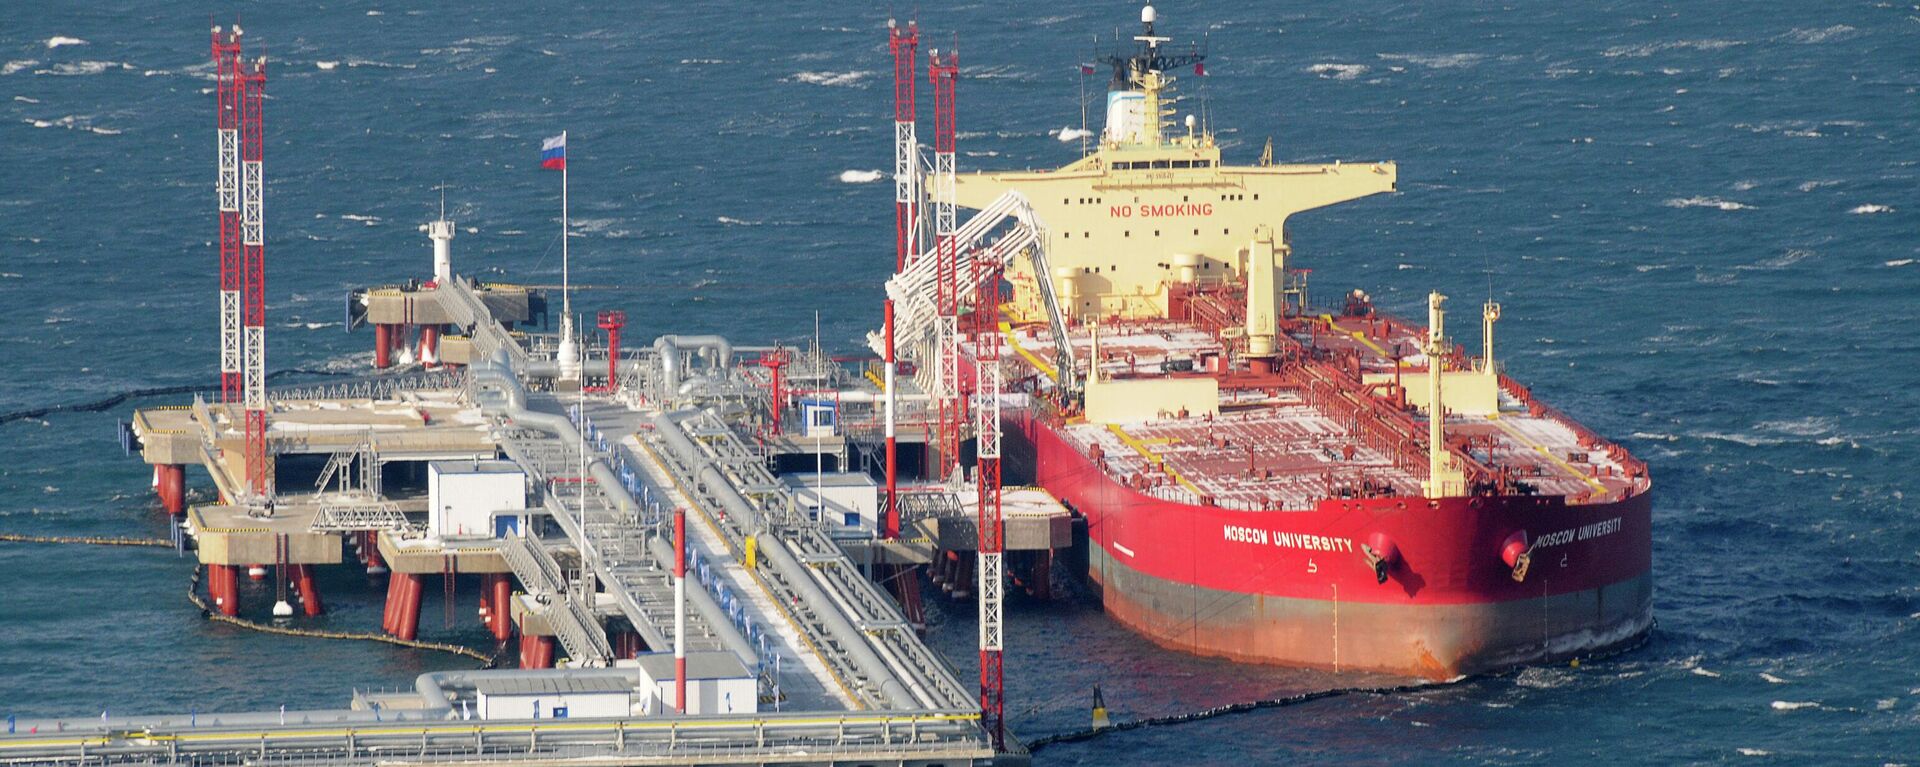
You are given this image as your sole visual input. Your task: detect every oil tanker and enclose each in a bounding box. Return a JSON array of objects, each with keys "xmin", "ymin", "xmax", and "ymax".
[{"xmin": 900, "ymin": 5, "xmax": 1652, "ymax": 680}]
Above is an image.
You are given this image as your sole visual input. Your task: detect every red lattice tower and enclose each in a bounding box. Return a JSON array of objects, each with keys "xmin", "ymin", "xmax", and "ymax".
[
  {"xmin": 974, "ymin": 259, "xmax": 1006, "ymax": 751},
  {"xmin": 888, "ymin": 18, "xmax": 920, "ymax": 273},
  {"xmin": 929, "ymin": 50, "xmax": 963, "ymax": 481},
  {"xmin": 212, "ymin": 26, "xmax": 243, "ymax": 403},
  {"xmin": 239, "ymin": 53, "xmax": 272, "ymax": 498}
]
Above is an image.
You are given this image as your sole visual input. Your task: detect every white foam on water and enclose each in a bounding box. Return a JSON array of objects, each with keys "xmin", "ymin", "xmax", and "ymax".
[
  {"xmin": 1783, "ymin": 25, "xmax": 1856, "ymax": 44},
  {"xmin": 1760, "ymin": 672, "xmax": 1789, "ymax": 684},
  {"xmin": 1377, "ymin": 52, "xmax": 1485, "ymax": 69},
  {"xmin": 716, "ymin": 216, "xmax": 762, "ymax": 226},
  {"xmin": 37, "ymin": 61, "xmax": 119, "ymax": 76},
  {"xmin": 1665, "ymin": 196, "xmax": 1752, "ymax": 211},
  {"xmin": 838, "ymin": 169, "xmax": 884, "ymax": 183},
  {"xmin": 45, "ymin": 36, "xmax": 87, "ymax": 49},
  {"xmin": 679, "ymin": 58, "xmax": 730, "ymax": 65},
  {"xmin": 1604, "ymin": 39, "xmax": 1744, "ymax": 58},
  {"xmin": 787, "ymin": 70, "xmax": 871, "ymax": 87},
  {"xmin": 12, "ymin": 95, "xmax": 39, "ymax": 103},
  {"xmin": 1737, "ymin": 748, "xmax": 1771, "ymax": 756},
  {"xmin": 1798, "ymin": 179, "xmax": 1841, "ymax": 192},
  {"xmin": 339, "ymin": 214, "xmax": 381, "ymax": 224},
  {"xmin": 1307, "ymin": 63, "xmax": 1369, "ymax": 80},
  {"xmin": 316, "ymin": 61, "xmax": 340, "ymax": 70},
  {"xmin": 1885, "ymin": 259, "xmax": 1915, "ymax": 267},
  {"xmin": 1691, "ymin": 667, "xmax": 1722, "ymax": 678},
  {"xmin": 1850, "ymin": 204, "xmax": 1894, "ymax": 215},
  {"xmin": 1769, "ymin": 700, "xmax": 1817, "ymax": 711},
  {"xmin": 1057, "ymin": 126, "xmax": 1094, "ymax": 142}
]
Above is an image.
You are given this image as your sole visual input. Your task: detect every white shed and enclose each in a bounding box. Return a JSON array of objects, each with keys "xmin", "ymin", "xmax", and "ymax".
[
  {"xmin": 779, "ymin": 472, "xmax": 878, "ymax": 538},
  {"xmin": 428, "ymin": 460, "xmax": 526, "ymax": 538},
  {"xmin": 628, "ymin": 651, "xmax": 757, "ymax": 715},
  {"xmin": 473, "ymin": 675, "xmax": 633, "ymax": 720}
]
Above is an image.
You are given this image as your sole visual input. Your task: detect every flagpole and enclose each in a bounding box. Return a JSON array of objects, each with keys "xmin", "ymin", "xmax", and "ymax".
[{"xmin": 561, "ymin": 130, "xmax": 570, "ymax": 324}]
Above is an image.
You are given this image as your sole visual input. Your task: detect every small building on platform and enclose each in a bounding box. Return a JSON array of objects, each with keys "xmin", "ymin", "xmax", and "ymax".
[
  {"xmin": 428, "ymin": 460, "xmax": 527, "ymax": 538},
  {"xmin": 473, "ymin": 675, "xmax": 634, "ymax": 720},
  {"xmin": 780, "ymin": 471, "xmax": 878, "ymax": 538},
  {"xmin": 626, "ymin": 651, "xmax": 757, "ymax": 715}
]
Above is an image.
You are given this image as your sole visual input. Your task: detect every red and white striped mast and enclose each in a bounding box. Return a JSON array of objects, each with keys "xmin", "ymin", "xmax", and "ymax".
[
  {"xmin": 883, "ymin": 18, "xmax": 920, "ymax": 540},
  {"xmin": 239, "ymin": 50, "xmax": 272, "ymax": 500},
  {"xmin": 928, "ymin": 50, "xmax": 961, "ymax": 482},
  {"xmin": 974, "ymin": 238, "xmax": 1006, "ymax": 751},
  {"xmin": 212, "ymin": 26, "xmax": 243, "ymax": 404}
]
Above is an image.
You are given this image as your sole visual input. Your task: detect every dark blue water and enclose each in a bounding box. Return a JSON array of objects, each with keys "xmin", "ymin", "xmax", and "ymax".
[{"xmin": 2, "ymin": 1, "xmax": 1915, "ymax": 762}]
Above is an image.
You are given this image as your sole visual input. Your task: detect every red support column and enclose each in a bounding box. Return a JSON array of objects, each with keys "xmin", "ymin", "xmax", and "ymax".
[
  {"xmin": 364, "ymin": 532, "xmax": 388, "ymax": 575},
  {"xmin": 491, "ymin": 574, "xmax": 513, "ymax": 642},
  {"xmin": 374, "ymin": 324, "xmax": 393, "ymax": 369},
  {"xmin": 211, "ymin": 564, "xmax": 240, "ymax": 616},
  {"xmin": 295, "ymin": 564, "xmax": 323, "ymax": 616},
  {"xmin": 391, "ymin": 572, "xmax": 423, "ymax": 640},
  {"xmin": 161, "ymin": 465, "xmax": 186, "ymax": 516},
  {"xmin": 519, "ymin": 635, "xmax": 555, "ymax": 669},
  {"xmin": 418, "ymin": 325, "xmax": 440, "ymax": 368}
]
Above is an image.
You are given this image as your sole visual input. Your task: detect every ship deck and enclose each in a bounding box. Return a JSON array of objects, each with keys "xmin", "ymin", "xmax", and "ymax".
[{"xmin": 996, "ymin": 311, "xmax": 1646, "ymax": 511}]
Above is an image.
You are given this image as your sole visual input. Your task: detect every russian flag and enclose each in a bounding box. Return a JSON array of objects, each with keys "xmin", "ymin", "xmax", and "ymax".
[{"xmin": 540, "ymin": 133, "xmax": 566, "ymax": 170}]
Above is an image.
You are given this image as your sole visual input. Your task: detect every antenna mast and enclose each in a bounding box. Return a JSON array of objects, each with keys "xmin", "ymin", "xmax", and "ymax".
[
  {"xmin": 238, "ymin": 47, "xmax": 272, "ymax": 502},
  {"xmin": 929, "ymin": 50, "xmax": 962, "ymax": 483},
  {"xmin": 213, "ymin": 26, "xmax": 243, "ymax": 405}
]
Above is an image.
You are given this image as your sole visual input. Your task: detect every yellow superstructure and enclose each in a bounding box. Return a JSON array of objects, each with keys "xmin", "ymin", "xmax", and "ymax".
[{"xmin": 939, "ymin": 65, "xmax": 1397, "ymax": 323}]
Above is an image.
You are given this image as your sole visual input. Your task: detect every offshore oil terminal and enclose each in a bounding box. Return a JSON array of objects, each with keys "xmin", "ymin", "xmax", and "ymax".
[{"xmin": 0, "ymin": 5, "xmax": 1649, "ymax": 765}]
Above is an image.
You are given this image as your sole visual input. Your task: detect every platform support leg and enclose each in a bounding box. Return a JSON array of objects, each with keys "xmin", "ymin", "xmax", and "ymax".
[
  {"xmin": 491, "ymin": 574, "xmax": 514, "ymax": 642},
  {"xmin": 374, "ymin": 324, "xmax": 393, "ymax": 369},
  {"xmin": 390, "ymin": 573, "xmax": 422, "ymax": 640},
  {"xmin": 296, "ymin": 564, "xmax": 324, "ymax": 617}
]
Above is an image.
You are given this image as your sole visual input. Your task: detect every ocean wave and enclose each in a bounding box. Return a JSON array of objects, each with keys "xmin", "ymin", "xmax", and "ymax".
[
  {"xmin": 1782, "ymin": 25, "xmax": 1856, "ymax": 44},
  {"xmin": 1691, "ymin": 667, "xmax": 1722, "ymax": 678},
  {"xmin": 315, "ymin": 61, "xmax": 340, "ymax": 70},
  {"xmin": 1665, "ymin": 196, "xmax": 1752, "ymax": 211},
  {"xmin": 22, "ymin": 115, "xmax": 120, "ymax": 135},
  {"xmin": 12, "ymin": 95, "xmax": 38, "ymax": 103},
  {"xmin": 338, "ymin": 214, "xmax": 381, "ymax": 225},
  {"xmin": 1307, "ymin": 63, "xmax": 1369, "ymax": 80},
  {"xmin": 716, "ymin": 216, "xmax": 761, "ymax": 226},
  {"xmin": 1849, "ymin": 204, "xmax": 1894, "ymax": 215},
  {"xmin": 1885, "ymin": 259, "xmax": 1915, "ymax": 267},
  {"xmin": 36, "ymin": 61, "xmax": 127, "ymax": 76},
  {"xmin": 1756, "ymin": 416, "xmax": 1832, "ymax": 437},
  {"xmin": 1603, "ymin": 39, "xmax": 1744, "ymax": 58},
  {"xmin": 45, "ymin": 36, "xmax": 87, "ymax": 49},
  {"xmin": 2, "ymin": 60, "xmax": 38, "ymax": 76},
  {"xmin": 679, "ymin": 58, "xmax": 731, "ymax": 65},
  {"xmin": 1769, "ymin": 700, "xmax": 1817, "ymax": 711},
  {"xmin": 1797, "ymin": 179, "xmax": 1841, "ymax": 192},
  {"xmin": 1377, "ymin": 52, "xmax": 1485, "ymax": 69},
  {"xmin": 1056, "ymin": 126, "xmax": 1094, "ymax": 142},
  {"xmin": 838, "ymin": 169, "xmax": 884, "ymax": 183},
  {"xmin": 1760, "ymin": 672, "xmax": 1789, "ymax": 684},
  {"xmin": 1736, "ymin": 747, "xmax": 1770, "ymax": 756},
  {"xmin": 786, "ymin": 70, "xmax": 871, "ymax": 87}
]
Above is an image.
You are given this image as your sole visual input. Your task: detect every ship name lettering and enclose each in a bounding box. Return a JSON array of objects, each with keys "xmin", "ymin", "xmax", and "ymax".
[{"xmin": 1223, "ymin": 525, "xmax": 1268, "ymax": 545}]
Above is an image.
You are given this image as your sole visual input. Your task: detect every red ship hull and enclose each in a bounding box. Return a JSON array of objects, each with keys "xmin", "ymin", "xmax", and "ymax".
[{"xmin": 1013, "ymin": 410, "xmax": 1653, "ymax": 680}]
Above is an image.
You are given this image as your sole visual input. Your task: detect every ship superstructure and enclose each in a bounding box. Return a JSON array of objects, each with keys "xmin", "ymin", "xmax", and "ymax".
[{"xmin": 879, "ymin": 5, "xmax": 1653, "ymax": 678}]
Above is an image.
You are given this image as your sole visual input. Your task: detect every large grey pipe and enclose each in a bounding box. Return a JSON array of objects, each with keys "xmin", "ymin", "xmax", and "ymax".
[
  {"xmin": 470, "ymin": 353, "xmax": 754, "ymax": 663},
  {"xmin": 650, "ymin": 410, "xmax": 917, "ymax": 710},
  {"xmin": 653, "ymin": 335, "xmax": 733, "ymax": 394}
]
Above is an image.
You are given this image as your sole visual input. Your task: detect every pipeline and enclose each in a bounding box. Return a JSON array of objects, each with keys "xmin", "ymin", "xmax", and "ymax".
[
  {"xmin": 183, "ymin": 567, "xmax": 495, "ymax": 663},
  {"xmin": 0, "ymin": 533, "xmax": 171, "ymax": 548},
  {"xmin": 653, "ymin": 334, "xmax": 732, "ymax": 394},
  {"xmin": 470, "ymin": 353, "xmax": 756, "ymax": 663},
  {"xmin": 653, "ymin": 409, "xmax": 923, "ymax": 710}
]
